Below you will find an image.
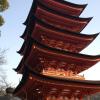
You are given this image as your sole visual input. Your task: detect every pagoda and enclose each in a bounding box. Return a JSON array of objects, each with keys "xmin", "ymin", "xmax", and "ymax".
[{"xmin": 14, "ymin": 0, "xmax": 100, "ymax": 100}]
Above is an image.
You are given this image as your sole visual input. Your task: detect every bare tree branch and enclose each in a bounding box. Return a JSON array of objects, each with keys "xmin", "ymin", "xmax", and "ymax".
[{"xmin": 0, "ymin": 49, "xmax": 6, "ymax": 65}]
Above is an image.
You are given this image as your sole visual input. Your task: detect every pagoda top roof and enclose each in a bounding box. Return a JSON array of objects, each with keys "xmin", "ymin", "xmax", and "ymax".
[
  {"xmin": 53, "ymin": 0, "xmax": 87, "ymax": 8},
  {"xmin": 24, "ymin": 0, "xmax": 87, "ymax": 25},
  {"xmin": 25, "ymin": 39, "xmax": 100, "ymax": 73},
  {"xmin": 36, "ymin": 1, "xmax": 88, "ymax": 20},
  {"xmin": 38, "ymin": 0, "xmax": 87, "ymax": 16},
  {"xmin": 34, "ymin": 4, "xmax": 92, "ymax": 33},
  {"xmin": 14, "ymin": 69, "xmax": 100, "ymax": 98}
]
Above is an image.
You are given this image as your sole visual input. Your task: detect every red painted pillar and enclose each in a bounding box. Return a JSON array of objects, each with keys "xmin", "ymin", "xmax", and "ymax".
[
  {"xmin": 79, "ymin": 97, "xmax": 83, "ymax": 100},
  {"xmin": 26, "ymin": 91, "xmax": 34, "ymax": 100}
]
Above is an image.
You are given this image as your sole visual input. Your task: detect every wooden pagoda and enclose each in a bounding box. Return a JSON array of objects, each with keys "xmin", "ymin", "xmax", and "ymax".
[{"xmin": 14, "ymin": 0, "xmax": 100, "ymax": 100}]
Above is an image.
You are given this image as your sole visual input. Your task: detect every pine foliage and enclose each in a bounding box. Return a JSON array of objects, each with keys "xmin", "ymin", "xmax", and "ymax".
[
  {"xmin": 0, "ymin": 15, "xmax": 4, "ymax": 26},
  {"xmin": 0, "ymin": 0, "xmax": 9, "ymax": 26},
  {"xmin": 0, "ymin": 0, "xmax": 9, "ymax": 12}
]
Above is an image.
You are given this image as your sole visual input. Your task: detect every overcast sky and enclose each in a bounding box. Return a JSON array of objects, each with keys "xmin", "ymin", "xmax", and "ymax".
[{"xmin": 0, "ymin": 0, "xmax": 100, "ymax": 86}]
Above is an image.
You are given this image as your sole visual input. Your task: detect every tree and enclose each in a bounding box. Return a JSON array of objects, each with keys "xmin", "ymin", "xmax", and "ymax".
[
  {"xmin": 0, "ymin": 49, "xmax": 8, "ymax": 96},
  {"xmin": 0, "ymin": 49, "xmax": 12, "ymax": 96},
  {"xmin": 0, "ymin": 0, "xmax": 9, "ymax": 26},
  {"xmin": 0, "ymin": 49, "xmax": 6, "ymax": 65},
  {"xmin": 0, "ymin": 0, "xmax": 9, "ymax": 96},
  {"xmin": 0, "ymin": 0, "xmax": 9, "ymax": 12},
  {"xmin": 0, "ymin": 69, "xmax": 8, "ymax": 96},
  {"xmin": 0, "ymin": 16, "xmax": 4, "ymax": 26}
]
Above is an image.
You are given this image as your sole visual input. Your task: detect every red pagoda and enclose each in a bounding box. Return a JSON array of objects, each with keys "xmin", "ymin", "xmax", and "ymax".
[{"xmin": 14, "ymin": 0, "xmax": 100, "ymax": 100}]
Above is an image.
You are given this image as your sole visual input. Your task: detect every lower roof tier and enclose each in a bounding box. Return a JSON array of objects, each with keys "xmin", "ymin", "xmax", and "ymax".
[
  {"xmin": 24, "ymin": 0, "xmax": 87, "ymax": 25},
  {"xmin": 14, "ymin": 68, "xmax": 100, "ymax": 99},
  {"xmin": 16, "ymin": 39, "xmax": 100, "ymax": 74}
]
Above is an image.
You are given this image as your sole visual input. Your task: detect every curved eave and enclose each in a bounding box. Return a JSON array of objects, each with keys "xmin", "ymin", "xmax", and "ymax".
[
  {"xmin": 36, "ymin": 2, "xmax": 89, "ymax": 21},
  {"xmin": 17, "ymin": 41, "xmax": 27, "ymax": 56},
  {"xmin": 19, "ymin": 22, "xmax": 99, "ymax": 56},
  {"xmin": 38, "ymin": 0, "xmax": 87, "ymax": 17},
  {"xmin": 28, "ymin": 39, "xmax": 100, "ymax": 62},
  {"xmin": 18, "ymin": 26, "xmax": 99, "ymax": 56},
  {"xmin": 25, "ymin": 39, "xmax": 100, "ymax": 73},
  {"xmin": 21, "ymin": 17, "xmax": 98, "ymax": 40},
  {"xmin": 21, "ymin": 19, "xmax": 36, "ymax": 40},
  {"xmin": 14, "ymin": 71, "xmax": 29, "ymax": 97},
  {"xmin": 14, "ymin": 58, "xmax": 25, "ymax": 74},
  {"xmin": 31, "ymin": 23, "xmax": 98, "ymax": 52},
  {"xmin": 17, "ymin": 37, "xmax": 32, "ymax": 56},
  {"xmin": 17, "ymin": 38, "xmax": 100, "ymax": 73},
  {"xmin": 17, "ymin": 42, "xmax": 26, "ymax": 56},
  {"xmin": 24, "ymin": 0, "xmax": 87, "ymax": 25},
  {"xmin": 23, "ymin": 0, "xmax": 37, "ymax": 25},
  {"xmin": 53, "ymin": 0, "xmax": 87, "ymax": 8},
  {"xmin": 14, "ymin": 69, "xmax": 100, "ymax": 97},
  {"xmin": 16, "ymin": 40, "xmax": 33, "ymax": 73},
  {"xmin": 20, "ymin": 28, "xmax": 27, "ymax": 40},
  {"xmin": 22, "ymin": 16, "xmax": 99, "ymax": 41},
  {"xmin": 16, "ymin": 37, "xmax": 100, "ymax": 74},
  {"xmin": 32, "ymin": 22, "xmax": 99, "ymax": 41},
  {"xmin": 35, "ymin": 6, "xmax": 92, "ymax": 33},
  {"xmin": 31, "ymin": 70, "xmax": 100, "ymax": 86}
]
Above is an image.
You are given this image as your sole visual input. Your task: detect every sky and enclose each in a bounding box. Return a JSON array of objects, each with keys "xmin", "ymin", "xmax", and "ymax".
[{"xmin": 0, "ymin": 0, "xmax": 100, "ymax": 86}]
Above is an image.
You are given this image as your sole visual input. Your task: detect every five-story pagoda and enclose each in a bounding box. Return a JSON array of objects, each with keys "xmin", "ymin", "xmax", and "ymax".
[{"xmin": 14, "ymin": 0, "xmax": 100, "ymax": 100}]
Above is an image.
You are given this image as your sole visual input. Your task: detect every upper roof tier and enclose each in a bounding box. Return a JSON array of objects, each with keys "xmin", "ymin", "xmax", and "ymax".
[
  {"xmin": 31, "ymin": 22, "xmax": 98, "ymax": 53},
  {"xmin": 38, "ymin": 0, "xmax": 87, "ymax": 16},
  {"xmin": 21, "ymin": 17, "xmax": 96, "ymax": 41},
  {"xmin": 24, "ymin": 0, "xmax": 87, "ymax": 25},
  {"xmin": 25, "ymin": 39, "xmax": 100, "ymax": 74},
  {"xmin": 14, "ymin": 69, "xmax": 100, "ymax": 99},
  {"xmin": 32, "ymin": 4, "xmax": 92, "ymax": 33},
  {"xmin": 19, "ymin": 20, "xmax": 99, "ymax": 55}
]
